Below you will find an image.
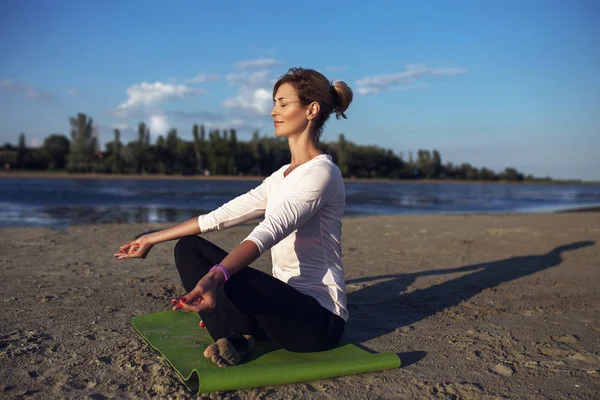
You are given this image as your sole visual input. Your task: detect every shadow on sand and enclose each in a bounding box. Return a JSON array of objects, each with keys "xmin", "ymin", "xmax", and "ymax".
[{"xmin": 344, "ymin": 240, "xmax": 595, "ymax": 364}]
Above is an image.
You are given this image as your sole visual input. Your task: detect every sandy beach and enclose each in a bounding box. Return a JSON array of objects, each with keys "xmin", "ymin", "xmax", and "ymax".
[{"xmin": 1, "ymin": 213, "xmax": 599, "ymax": 399}]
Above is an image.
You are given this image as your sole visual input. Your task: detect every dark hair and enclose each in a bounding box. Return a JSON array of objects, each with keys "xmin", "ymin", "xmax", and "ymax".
[{"xmin": 273, "ymin": 67, "xmax": 353, "ymax": 143}]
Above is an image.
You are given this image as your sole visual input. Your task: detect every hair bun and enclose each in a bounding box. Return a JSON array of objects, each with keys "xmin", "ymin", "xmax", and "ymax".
[{"xmin": 332, "ymin": 81, "xmax": 353, "ymax": 120}]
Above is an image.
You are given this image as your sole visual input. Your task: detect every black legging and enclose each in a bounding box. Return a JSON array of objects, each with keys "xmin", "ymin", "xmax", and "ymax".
[{"xmin": 173, "ymin": 235, "xmax": 345, "ymax": 352}]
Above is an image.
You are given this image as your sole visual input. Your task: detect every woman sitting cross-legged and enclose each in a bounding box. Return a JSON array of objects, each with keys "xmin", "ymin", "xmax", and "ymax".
[{"xmin": 115, "ymin": 67, "xmax": 353, "ymax": 367}]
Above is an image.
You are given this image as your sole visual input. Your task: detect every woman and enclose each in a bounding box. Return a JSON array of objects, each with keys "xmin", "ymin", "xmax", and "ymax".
[{"xmin": 115, "ymin": 67, "xmax": 353, "ymax": 368}]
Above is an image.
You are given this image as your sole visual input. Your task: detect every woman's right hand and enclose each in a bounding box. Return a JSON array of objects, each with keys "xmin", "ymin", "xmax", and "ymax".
[
  {"xmin": 173, "ymin": 272, "xmax": 222, "ymax": 313},
  {"xmin": 114, "ymin": 235, "xmax": 154, "ymax": 260}
]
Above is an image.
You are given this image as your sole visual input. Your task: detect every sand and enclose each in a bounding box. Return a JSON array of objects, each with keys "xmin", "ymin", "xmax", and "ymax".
[{"xmin": 1, "ymin": 213, "xmax": 599, "ymax": 399}]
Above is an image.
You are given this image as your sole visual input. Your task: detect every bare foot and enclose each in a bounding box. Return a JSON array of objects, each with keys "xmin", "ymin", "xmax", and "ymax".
[{"xmin": 203, "ymin": 335, "xmax": 255, "ymax": 367}]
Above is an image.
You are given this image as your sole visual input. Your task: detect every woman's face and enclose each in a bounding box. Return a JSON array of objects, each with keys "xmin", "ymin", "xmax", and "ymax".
[{"xmin": 271, "ymin": 83, "xmax": 310, "ymax": 138}]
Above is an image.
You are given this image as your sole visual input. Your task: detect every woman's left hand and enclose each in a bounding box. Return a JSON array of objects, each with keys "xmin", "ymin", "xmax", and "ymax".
[
  {"xmin": 114, "ymin": 235, "xmax": 154, "ymax": 260},
  {"xmin": 172, "ymin": 274, "xmax": 221, "ymax": 313}
]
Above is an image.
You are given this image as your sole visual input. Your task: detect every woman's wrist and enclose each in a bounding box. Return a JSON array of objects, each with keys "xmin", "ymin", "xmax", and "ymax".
[
  {"xmin": 143, "ymin": 233, "xmax": 158, "ymax": 246},
  {"xmin": 210, "ymin": 265, "xmax": 230, "ymax": 281},
  {"xmin": 207, "ymin": 266, "xmax": 228, "ymax": 285}
]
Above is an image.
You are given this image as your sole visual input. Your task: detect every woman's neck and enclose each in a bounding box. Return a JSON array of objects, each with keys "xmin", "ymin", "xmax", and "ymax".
[{"xmin": 288, "ymin": 131, "xmax": 322, "ymax": 167}]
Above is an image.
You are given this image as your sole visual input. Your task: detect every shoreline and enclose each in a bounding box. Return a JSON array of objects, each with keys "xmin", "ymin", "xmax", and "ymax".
[
  {"xmin": 0, "ymin": 170, "xmax": 597, "ymax": 185},
  {"xmin": 1, "ymin": 208, "xmax": 600, "ymax": 232}
]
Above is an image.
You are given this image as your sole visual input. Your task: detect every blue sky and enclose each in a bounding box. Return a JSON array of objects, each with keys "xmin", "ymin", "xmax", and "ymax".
[{"xmin": 1, "ymin": 0, "xmax": 598, "ymax": 180}]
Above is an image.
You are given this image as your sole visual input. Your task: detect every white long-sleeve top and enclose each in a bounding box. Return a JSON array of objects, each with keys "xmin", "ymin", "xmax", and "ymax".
[{"xmin": 198, "ymin": 154, "xmax": 348, "ymax": 321}]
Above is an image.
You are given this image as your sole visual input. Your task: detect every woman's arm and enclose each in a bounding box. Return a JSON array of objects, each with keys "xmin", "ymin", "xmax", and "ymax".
[
  {"xmin": 114, "ymin": 217, "xmax": 201, "ymax": 259},
  {"xmin": 115, "ymin": 176, "xmax": 272, "ymax": 260},
  {"xmin": 145, "ymin": 217, "xmax": 202, "ymax": 245},
  {"xmin": 197, "ymin": 178, "xmax": 270, "ymax": 234}
]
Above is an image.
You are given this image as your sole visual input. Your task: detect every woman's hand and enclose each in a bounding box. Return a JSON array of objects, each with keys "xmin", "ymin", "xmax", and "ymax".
[
  {"xmin": 172, "ymin": 271, "xmax": 224, "ymax": 313},
  {"xmin": 114, "ymin": 235, "xmax": 154, "ymax": 259}
]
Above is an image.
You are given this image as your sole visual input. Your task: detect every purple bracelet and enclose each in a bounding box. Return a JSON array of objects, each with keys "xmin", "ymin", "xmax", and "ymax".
[{"xmin": 210, "ymin": 264, "xmax": 230, "ymax": 282}]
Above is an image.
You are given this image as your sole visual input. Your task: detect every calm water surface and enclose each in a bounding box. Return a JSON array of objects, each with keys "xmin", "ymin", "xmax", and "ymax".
[{"xmin": 2, "ymin": 177, "xmax": 599, "ymax": 230}]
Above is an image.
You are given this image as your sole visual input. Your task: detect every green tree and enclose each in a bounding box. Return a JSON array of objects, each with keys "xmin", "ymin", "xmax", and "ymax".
[
  {"xmin": 67, "ymin": 113, "xmax": 98, "ymax": 172},
  {"xmin": 11, "ymin": 120, "xmax": 554, "ymax": 182},
  {"xmin": 233, "ymin": 142, "xmax": 255, "ymax": 175},
  {"xmin": 337, "ymin": 134, "xmax": 349, "ymax": 177},
  {"xmin": 500, "ymin": 167, "xmax": 524, "ymax": 181},
  {"xmin": 155, "ymin": 135, "xmax": 168, "ymax": 174},
  {"xmin": 228, "ymin": 128, "xmax": 238, "ymax": 175},
  {"xmin": 251, "ymin": 130, "xmax": 261, "ymax": 175},
  {"xmin": 200, "ymin": 125, "xmax": 206, "ymax": 172},
  {"xmin": 177, "ymin": 139, "xmax": 196, "ymax": 175},
  {"xmin": 479, "ymin": 167, "xmax": 496, "ymax": 181},
  {"xmin": 17, "ymin": 133, "xmax": 26, "ymax": 169},
  {"xmin": 166, "ymin": 128, "xmax": 178, "ymax": 174},
  {"xmin": 432, "ymin": 149, "xmax": 442, "ymax": 178},
  {"xmin": 459, "ymin": 163, "xmax": 479, "ymax": 180},
  {"xmin": 445, "ymin": 162, "xmax": 455, "ymax": 179},
  {"xmin": 113, "ymin": 129, "xmax": 122, "ymax": 173},
  {"xmin": 42, "ymin": 134, "xmax": 70, "ymax": 170},
  {"xmin": 192, "ymin": 124, "xmax": 203, "ymax": 174},
  {"xmin": 417, "ymin": 149, "xmax": 432, "ymax": 178},
  {"xmin": 207, "ymin": 129, "xmax": 224, "ymax": 174},
  {"xmin": 134, "ymin": 122, "xmax": 150, "ymax": 174}
]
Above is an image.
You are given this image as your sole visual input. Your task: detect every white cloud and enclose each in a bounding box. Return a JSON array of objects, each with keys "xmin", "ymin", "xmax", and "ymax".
[
  {"xmin": 116, "ymin": 81, "xmax": 203, "ymax": 117},
  {"xmin": 150, "ymin": 114, "xmax": 169, "ymax": 135},
  {"xmin": 236, "ymin": 58, "xmax": 280, "ymax": 69},
  {"xmin": 0, "ymin": 79, "xmax": 54, "ymax": 101},
  {"xmin": 223, "ymin": 88, "xmax": 272, "ymax": 116},
  {"xmin": 221, "ymin": 70, "xmax": 274, "ymax": 117},
  {"xmin": 356, "ymin": 64, "xmax": 466, "ymax": 95},
  {"xmin": 185, "ymin": 73, "xmax": 221, "ymax": 84}
]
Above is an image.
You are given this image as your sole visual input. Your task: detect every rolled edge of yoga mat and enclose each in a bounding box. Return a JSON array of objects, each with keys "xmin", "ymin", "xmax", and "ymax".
[{"xmin": 195, "ymin": 353, "xmax": 401, "ymax": 394}]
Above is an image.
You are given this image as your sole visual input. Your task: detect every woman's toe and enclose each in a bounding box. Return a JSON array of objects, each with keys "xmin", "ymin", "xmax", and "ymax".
[
  {"xmin": 204, "ymin": 343, "xmax": 219, "ymax": 358},
  {"xmin": 211, "ymin": 354, "xmax": 226, "ymax": 367}
]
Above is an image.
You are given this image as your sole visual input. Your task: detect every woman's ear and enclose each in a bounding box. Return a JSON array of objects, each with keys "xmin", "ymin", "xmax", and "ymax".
[{"xmin": 307, "ymin": 102, "xmax": 320, "ymax": 120}]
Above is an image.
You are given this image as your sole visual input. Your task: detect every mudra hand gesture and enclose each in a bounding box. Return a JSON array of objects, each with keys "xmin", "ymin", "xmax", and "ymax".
[
  {"xmin": 114, "ymin": 235, "xmax": 153, "ymax": 259},
  {"xmin": 171, "ymin": 274, "xmax": 221, "ymax": 313}
]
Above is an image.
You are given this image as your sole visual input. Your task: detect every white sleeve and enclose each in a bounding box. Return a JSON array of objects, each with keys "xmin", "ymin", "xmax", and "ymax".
[
  {"xmin": 243, "ymin": 166, "xmax": 338, "ymax": 254},
  {"xmin": 198, "ymin": 176, "xmax": 270, "ymax": 233}
]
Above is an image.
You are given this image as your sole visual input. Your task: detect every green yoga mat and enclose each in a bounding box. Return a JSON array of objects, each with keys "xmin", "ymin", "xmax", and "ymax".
[{"xmin": 131, "ymin": 311, "xmax": 401, "ymax": 394}]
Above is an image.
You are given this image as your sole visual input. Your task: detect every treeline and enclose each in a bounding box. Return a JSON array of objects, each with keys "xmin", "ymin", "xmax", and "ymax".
[{"xmin": 0, "ymin": 112, "xmax": 565, "ymax": 183}]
